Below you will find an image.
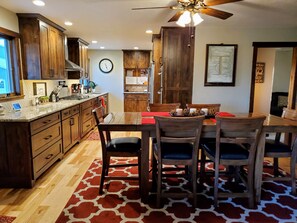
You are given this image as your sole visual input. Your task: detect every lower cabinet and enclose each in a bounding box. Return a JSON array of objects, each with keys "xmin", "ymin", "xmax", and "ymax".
[
  {"xmin": 124, "ymin": 93, "xmax": 149, "ymax": 112},
  {"xmin": 0, "ymin": 112, "xmax": 63, "ymax": 187},
  {"xmin": 61, "ymin": 105, "xmax": 80, "ymax": 153},
  {"xmin": 80, "ymin": 99, "xmax": 95, "ymax": 138}
]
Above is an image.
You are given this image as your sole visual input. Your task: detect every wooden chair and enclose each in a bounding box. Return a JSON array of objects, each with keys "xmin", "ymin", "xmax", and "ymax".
[
  {"xmin": 152, "ymin": 116, "xmax": 205, "ymax": 208},
  {"xmin": 186, "ymin": 103, "xmax": 221, "ymax": 116},
  {"xmin": 149, "ymin": 103, "xmax": 181, "ymax": 112},
  {"xmin": 264, "ymin": 108, "xmax": 297, "ymax": 194},
  {"xmin": 201, "ymin": 115, "xmax": 266, "ymax": 208},
  {"xmin": 92, "ymin": 106, "xmax": 142, "ymax": 194},
  {"xmin": 186, "ymin": 103, "xmax": 221, "ymax": 175}
]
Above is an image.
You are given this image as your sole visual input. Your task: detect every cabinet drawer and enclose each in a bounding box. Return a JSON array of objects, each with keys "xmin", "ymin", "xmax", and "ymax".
[
  {"xmin": 82, "ymin": 118, "xmax": 93, "ymax": 135},
  {"xmin": 32, "ymin": 122, "xmax": 61, "ymax": 157},
  {"xmin": 81, "ymin": 100, "xmax": 93, "ymax": 110},
  {"xmin": 31, "ymin": 112, "xmax": 60, "ymax": 134},
  {"xmin": 33, "ymin": 139, "xmax": 62, "ymax": 177},
  {"xmin": 81, "ymin": 107, "xmax": 93, "ymax": 122},
  {"xmin": 61, "ymin": 105, "xmax": 79, "ymax": 120}
]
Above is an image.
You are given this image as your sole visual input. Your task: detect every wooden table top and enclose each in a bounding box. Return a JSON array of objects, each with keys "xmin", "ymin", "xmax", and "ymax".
[{"xmin": 100, "ymin": 112, "xmax": 297, "ymax": 132}]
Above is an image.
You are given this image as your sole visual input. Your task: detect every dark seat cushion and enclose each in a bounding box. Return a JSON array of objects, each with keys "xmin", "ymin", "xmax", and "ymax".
[
  {"xmin": 154, "ymin": 142, "xmax": 193, "ymax": 160},
  {"xmin": 107, "ymin": 137, "xmax": 141, "ymax": 152},
  {"xmin": 265, "ymin": 139, "xmax": 291, "ymax": 153},
  {"xmin": 202, "ymin": 142, "xmax": 249, "ymax": 160}
]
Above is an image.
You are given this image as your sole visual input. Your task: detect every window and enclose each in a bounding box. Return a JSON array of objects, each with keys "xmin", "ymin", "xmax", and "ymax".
[{"xmin": 0, "ymin": 27, "xmax": 23, "ymax": 101}]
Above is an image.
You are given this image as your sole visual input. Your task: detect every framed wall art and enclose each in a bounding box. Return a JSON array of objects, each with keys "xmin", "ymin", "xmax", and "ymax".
[
  {"xmin": 204, "ymin": 44, "xmax": 238, "ymax": 86},
  {"xmin": 33, "ymin": 82, "xmax": 47, "ymax": 96},
  {"xmin": 255, "ymin": 62, "xmax": 265, "ymax": 83}
]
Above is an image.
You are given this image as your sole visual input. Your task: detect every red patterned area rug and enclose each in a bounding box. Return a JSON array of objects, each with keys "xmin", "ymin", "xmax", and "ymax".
[
  {"xmin": 56, "ymin": 159, "xmax": 297, "ymax": 223},
  {"xmin": 85, "ymin": 131, "xmax": 100, "ymax": 140},
  {"xmin": 0, "ymin": 216, "xmax": 15, "ymax": 223}
]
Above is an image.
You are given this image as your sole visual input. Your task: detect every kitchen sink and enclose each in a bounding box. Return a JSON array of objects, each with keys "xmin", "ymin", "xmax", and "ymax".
[{"xmin": 61, "ymin": 95, "xmax": 89, "ymax": 100}]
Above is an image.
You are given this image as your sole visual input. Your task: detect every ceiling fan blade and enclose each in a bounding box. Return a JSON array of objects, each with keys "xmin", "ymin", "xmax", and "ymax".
[
  {"xmin": 199, "ymin": 8, "xmax": 233, "ymax": 19},
  {"xmin": 203, "ymin": 0, "xmax": 243, "ymax": 6},
  {"xmin": 168, "ymin": 11, "xmax": 183, "ymax": 22},
  {"xmin": 132, "ymin": 6, "xmax": 171, "ymax": 10}
]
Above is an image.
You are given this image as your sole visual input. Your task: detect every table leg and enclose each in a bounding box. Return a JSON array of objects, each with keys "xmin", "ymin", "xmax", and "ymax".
[
  {"xmin": 140, "ymin": 130, "xmax": 150, "ymax": 202},
  {"xmin": 255, "ymin": 132, "xmax": 265, "ymax": 203}
]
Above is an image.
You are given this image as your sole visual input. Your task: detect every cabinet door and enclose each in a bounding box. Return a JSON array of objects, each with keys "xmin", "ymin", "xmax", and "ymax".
[
  {"xmin": 162, "ymin": 27, "xmax": 194, "ymax": 108},
  {"xmin": 136, "ymin": 51, "xmax": 150, "ymax": 68},
  {"xmin": 49, "ymin": 27, "xmax": 58, "ymax": 78},
  {"xmin": 56, "ymin": 31, "xmax": 66, "ymax": 79},
  {"xmin": 62, "ymin": 118, "xmax": 71, "ymax": 152},
  {"xmin": 71, "ymin": 113, "xmax": 80, "ymax": 144},
  {"xmin": 123, "ymin": 51, "xmax": 137, "ymax": 68},
  {"xmin": 39, "ymin": 21, "xmax": 50, "ymax": 79}
]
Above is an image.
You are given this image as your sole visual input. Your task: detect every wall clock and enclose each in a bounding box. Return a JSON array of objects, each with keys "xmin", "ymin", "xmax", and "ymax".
[{"xmin": 99, "ymin": 58, "xmax": 113, "ymax": 73}]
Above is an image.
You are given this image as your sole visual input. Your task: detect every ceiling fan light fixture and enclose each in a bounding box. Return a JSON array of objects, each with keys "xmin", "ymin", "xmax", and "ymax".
[
  {"xmin": 192, "ymin": 12, "xmax": 204, "ymax": 26},
  {"xmin": 176, "ymin": 10, "xmax": 191, "ymax": 27}
]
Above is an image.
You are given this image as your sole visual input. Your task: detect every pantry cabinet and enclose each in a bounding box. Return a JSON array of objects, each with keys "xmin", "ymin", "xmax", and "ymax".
[
  {"xmin": 124, "ymin": 93, "xmax": 148, "ymax": 112},
  {"xmin": 17, "ymin": 13, "xmax": 66, "ymax": 80}
]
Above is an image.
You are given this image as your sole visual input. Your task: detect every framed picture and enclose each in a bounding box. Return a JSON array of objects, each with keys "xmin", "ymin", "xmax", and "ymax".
[
  {"xmin": 33, "ymin": 82, "xmax": 47, "ymax": 96},
  {"xmin": 255, "ymin": 62, "xmax": 265, "ymax": 83},
  {"xmin": 204, "ymin": 44, "xmax": 238, "ymax": 86}
]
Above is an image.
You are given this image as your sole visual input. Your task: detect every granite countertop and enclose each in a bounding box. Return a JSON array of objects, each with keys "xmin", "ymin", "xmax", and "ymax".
[
  {"xmin": 123, "ymin": 92, "xmax": 150, "ymax": 94},
  {"xmin": 0, "ymin": 92, "xmax": 108, "ymax": 122}
]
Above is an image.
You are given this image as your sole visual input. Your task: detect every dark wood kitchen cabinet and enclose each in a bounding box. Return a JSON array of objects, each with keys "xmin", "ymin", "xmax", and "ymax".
[
  {"xmin": 80, "ymin": 99, "xmax": 95, "ymax": 138},
  {"xmin": 152, "ymin": 27, "xmax": 195, "ymax": 108},
  {"xmin": 61, "ymin": 105, "xmax": 80, "ymax": 154},
  {"xmin": 17, "ymin": 13, "xmax": 66, "ymax": 80},
  {"xmin": 123, "ymin": 50, "xmax": 150, "ymax": 69},
  {"xmin": 0, "ymin": 112, "xmax": 63, "ymax": 187},
  {"xmin": 67, "ymin": 38, "xmax": 89, "ymax": 79},
  {"xmin": 124, "ymin": 93, "xmax": 148, "ymax": 112}
]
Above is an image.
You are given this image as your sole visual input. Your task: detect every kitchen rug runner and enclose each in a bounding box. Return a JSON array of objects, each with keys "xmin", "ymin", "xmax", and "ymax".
[
  {"xmin": 0, "ymin": 216, "xmax": 15, "ymax": 223},
  {"xmin": 56, "ymin": 159, "xmax": 297, "ymax": 223}
]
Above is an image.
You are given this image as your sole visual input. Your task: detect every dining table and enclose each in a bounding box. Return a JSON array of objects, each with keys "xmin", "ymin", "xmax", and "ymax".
[{"xmin": 99, "ymin": 111, "xmax": 297, "ymax": 203}]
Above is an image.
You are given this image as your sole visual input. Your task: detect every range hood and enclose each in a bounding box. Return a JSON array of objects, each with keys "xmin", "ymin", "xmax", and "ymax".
[{"xmin": 65, "ymin": 59, "xmax": 83, "ymax": 72}]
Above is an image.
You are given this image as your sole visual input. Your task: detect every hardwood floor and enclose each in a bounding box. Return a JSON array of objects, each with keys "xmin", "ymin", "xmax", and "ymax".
[{"xmin": 0, "ymin": 130, "xmax": 294, "ymax": 223}]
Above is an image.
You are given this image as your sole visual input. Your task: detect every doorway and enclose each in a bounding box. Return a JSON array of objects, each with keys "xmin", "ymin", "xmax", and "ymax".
[{"xmin": 249, "ymin": 42, "xmax": 297, "ymax": 114}]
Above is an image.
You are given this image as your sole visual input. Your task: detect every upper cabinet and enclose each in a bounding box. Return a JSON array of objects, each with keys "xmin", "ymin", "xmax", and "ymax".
[
  {"xmin": 123, "ymin": 50, "xmax": 150, "ymax": 69},
  {"xmin": 67, "ymin": 38, "xmax": 89, "ymax": 79},
  {"xmin": 17, "ymin": 13, "xmax": 66, "ymax": 80}
]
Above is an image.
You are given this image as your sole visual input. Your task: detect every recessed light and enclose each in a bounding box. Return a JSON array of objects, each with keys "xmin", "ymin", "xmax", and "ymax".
[
  {"xmin": 64, "ymin": 21, "xmax": 73, "ymax": 26},
  {"xmin": 92, "ymin": 40, "xmax": 98, "ymax": 44},
  {"xmin": 100, "ymin": 46, "xmax": 105, "ymax": 49},
  {"xmin": 146, "ymin": 30, "xmax": 153, "ymax": 34},
  {"xmin": 32, "ymin": 0, "xmax": 45, "ymax": 6},
  {"xmin": 134, "ymin": 47, "xmax": 139, "ymax": 50}
]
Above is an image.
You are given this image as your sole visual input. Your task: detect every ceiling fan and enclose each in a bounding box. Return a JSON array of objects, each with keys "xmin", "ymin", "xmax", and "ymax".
[{"xmin": 132, "ymin": 0, "xmax": 243, "ymax": 23}]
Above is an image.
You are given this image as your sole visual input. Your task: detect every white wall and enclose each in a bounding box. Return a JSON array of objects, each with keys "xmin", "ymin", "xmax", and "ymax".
[
  {"xmin": 253, "ymin": 48, "xmax": 275, "ymax": 114},
  {"xmin": 0, "ymin": 6, "xmax": 18, "ymax": 32},
  {"xmin": 88, "ymin": 50, "xmax": 124, "ymax": 112},
  {"xmin": 273, "ymin": 49, "xmax": 292, "ymax": 92},
  {"xmin": 193, "ymin": 27, "xmax": 297, "ymax": 113}
]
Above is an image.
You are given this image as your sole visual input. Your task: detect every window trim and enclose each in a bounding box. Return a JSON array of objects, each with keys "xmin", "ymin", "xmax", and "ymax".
[{"xmin": 0, "ymin": 27, "xmax": 24, "ymax": 101}]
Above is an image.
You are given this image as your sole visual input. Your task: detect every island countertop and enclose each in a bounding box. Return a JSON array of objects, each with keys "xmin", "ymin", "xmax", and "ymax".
[{"xmin": 0, "ymin": 92, "xmax": 108, "ymax": 122}]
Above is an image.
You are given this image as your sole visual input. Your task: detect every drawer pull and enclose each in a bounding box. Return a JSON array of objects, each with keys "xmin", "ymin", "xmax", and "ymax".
[
  {"xmin": 86, "ymin": 124, "xmax": 91, "ymax": 128},
  {"xmin": 42, "ymin": 120, "xmax": 51, "ymax": 124},
  {"xmin": 45, "ymin": 154, "xmax": 54, "ymax": 159},
  {"xmin": 63, "ymin": 112, "xmax": 69, "ymax": 115},
  {"xmin": 44, "ymin": 135, "xmax": 53, "ymax": 140}
]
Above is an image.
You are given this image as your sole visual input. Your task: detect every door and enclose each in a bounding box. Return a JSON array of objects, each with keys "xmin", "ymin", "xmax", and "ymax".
[{"xmin": 249, "ymin": 43, "xmax": 297, "ymax": 113}]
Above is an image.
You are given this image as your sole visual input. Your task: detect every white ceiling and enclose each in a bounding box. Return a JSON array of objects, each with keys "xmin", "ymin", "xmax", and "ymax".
[{"xmin": 1, "ymin": 0, "xmax": 297, "ymax": 50}]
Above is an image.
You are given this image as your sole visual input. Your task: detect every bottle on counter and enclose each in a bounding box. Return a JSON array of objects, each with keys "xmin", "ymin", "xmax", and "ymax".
[{"xmin": 51, "ymin": 94, "xmax": 56, "ymax": 102}]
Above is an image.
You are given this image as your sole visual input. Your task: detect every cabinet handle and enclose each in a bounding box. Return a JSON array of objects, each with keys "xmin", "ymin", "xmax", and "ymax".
[
  {"xmin": 63, "ymin": 112, "xmax": 69, "ymax": 116},
  {"xmin": 44, "ymin": 135, "xmax": 53, "ymax": 140},
  {"xmin": 70, "ymin": 118, "xmax": 74, "ymax": 126},
  {"xmin": 45, "ymin": 154, "xmax": 54, "ymax": 159},
  {"xmin": 42, "ymin": 120, "xmax": 51, "ymax": 124},
  {"xmin": 86, "ymin": 124, "xmax": 90, "ymax": 128}
]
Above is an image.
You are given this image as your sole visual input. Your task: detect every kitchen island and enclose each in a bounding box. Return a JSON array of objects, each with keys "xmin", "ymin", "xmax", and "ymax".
[{"xmin": 0, "ymin": 93, "xmax": 108, "ymax": 188}]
